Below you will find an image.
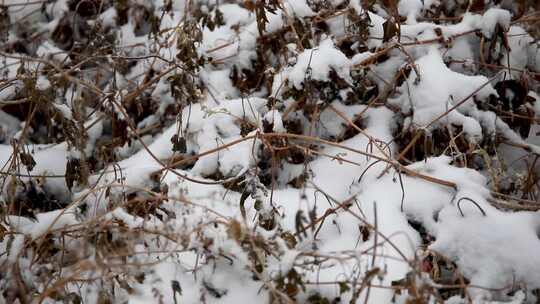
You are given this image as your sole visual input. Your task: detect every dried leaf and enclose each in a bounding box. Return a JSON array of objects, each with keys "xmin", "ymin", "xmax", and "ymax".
[
  {"xmin": 19, "ymin": 152, "xmax": 36, "ymax": 171},
  {"xmin": 171, "ymin": 134, "xmax": 187, "ymax": 153}
]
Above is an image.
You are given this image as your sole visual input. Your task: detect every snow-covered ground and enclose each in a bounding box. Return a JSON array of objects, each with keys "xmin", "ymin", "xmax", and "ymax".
[{"xmin": 1, "ymin": 0, "xmax": 540, "ymax": 303}]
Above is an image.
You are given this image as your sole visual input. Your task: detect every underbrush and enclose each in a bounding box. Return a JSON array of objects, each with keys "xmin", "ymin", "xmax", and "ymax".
[{"xmin": 1, "ymin": 0, "xmax": 540, "ymax": 303}]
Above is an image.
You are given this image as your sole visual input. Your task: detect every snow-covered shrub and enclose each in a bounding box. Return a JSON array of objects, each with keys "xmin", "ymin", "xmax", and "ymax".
[{"xmin": 1, "ymin": 0, "xmax": 540, "ymax": 303}]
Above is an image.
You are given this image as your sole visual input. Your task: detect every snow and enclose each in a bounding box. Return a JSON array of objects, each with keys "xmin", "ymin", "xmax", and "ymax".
[
  {"xmin": 389, "ymin": 48, "xmax": 498, "ymax": 143},
  {"xmin": 1, "ymin": 1, "xmax": 540, "ymax": 303},
  {"xmin": 283, "ymin": 0, "xmax": 315, "ymax": 18},
  {"xmin": 200, "ymin": 69, "xmax": 239, "ymax": 100},
  {"xmin": 0, "ymin": 144, "xmax": 70, "ymax": 200},
  {"xmin": 398, "ymin": 0, "xmax": 423, "ymax": 22},
  {"xmin": 503, "ymin": 26, "xmax": 536, "ymax": 79},
  {"xmin": 284, "ymin": 38, "xmax": 352, "ymax": 90},
  {"xmin": 36, "ymin": 41, "xmax": 70, "ymax": 63},
  {"xmin": 480, "ymin": 8, "xmax": 511, "ymax": 39},
  {"xmin": 431, "ymin": 210, "xmax": 540, "ymax": 299},
  {"xmin": 263, "ymin": 109, "xmax": 286, "ymax": 133},
  {"xmin": 5, "ymin": 0, "xmax": 42, "ymax": 22},
  {"xmin": 12, "ymin": 209, "xmax": 78, "ymax": 240}
]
